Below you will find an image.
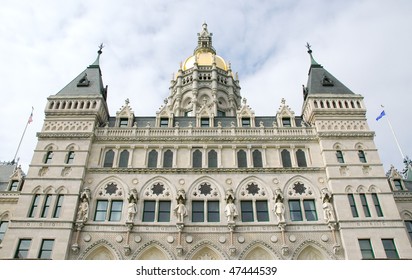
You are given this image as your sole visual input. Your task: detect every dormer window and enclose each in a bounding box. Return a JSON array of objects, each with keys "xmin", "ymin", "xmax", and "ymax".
[
  {"xmin": 9, "ymin": 180, "xmax": 19, "ymax": 191},
  {"xmin": 119, "ymin": 118, "xmax": 128, "ymax": 127},
  {"xmin": 282, "ymin": 117, "xmax": 291, "ymax": 127},
  {"xmin": 393, "ymin": 179, "xmax": 403, "ymax": 191},
  {"xmin": 201, "ymin": 118, "xmax": 210, "ymax": 127},
  {"xmin": 242, "ymin": 118, "xmax": 251, "ymax": 127},
  {"xmin": 160, "ymin": 118, "xmax": 169, "ymax": 127}
]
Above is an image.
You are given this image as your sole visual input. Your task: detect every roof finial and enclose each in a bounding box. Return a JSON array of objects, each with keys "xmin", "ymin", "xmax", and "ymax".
[
  {"xmin": 98, "ymin": 43, "xmax": 104, "ymax": 55},
  {"xmin": 306, "ymin": 42, "xmax": 312, "ymax": 54}
]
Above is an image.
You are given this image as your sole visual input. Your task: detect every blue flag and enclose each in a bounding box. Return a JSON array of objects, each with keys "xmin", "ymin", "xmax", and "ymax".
[{"xmin": 376, "ymin": 110, "xmax": 385, "ymax": 121}]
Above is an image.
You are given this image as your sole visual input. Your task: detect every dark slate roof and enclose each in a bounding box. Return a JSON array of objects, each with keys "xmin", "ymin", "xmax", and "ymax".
[
  {"xmin": 0, "ymin": 163, "xmax": 15, "ymax": 191},
  {"xmin": 306, "ymin": 52, "xmax": 354, "ymax": 96},
  {"xmin": 55, "ymin": 53, "xmax": 106, "ymax": 98}
]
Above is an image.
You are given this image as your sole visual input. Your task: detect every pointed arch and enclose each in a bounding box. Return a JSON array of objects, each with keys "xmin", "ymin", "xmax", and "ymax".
[
  {"xmin": 80, "ymin": 239, "xmax": 121, "ymax": 260},
  {"xmin": 239, "ymin": 241, "xmax": 281, "ymax": 260},
  {"xmin": 132, "ymin": 240, "xmax": 175, "ymax": 260},
  {"xmin": 400, "ymin": 210, "xmax": 412, "ymax": 220},
  {"xmin": 368, "ymin": 185, "xmax": 381, "ymax": 193},
  {"xmin": 185, "ymin": 240, "xmax": 228, "ymax": 260},
  {"xmin": 43, "ymin": 185, "xmax": 55, "ymax": 194},
  {"xmin": 356, "ymin": 185, "xmax": 367, "ymax": 193},
  {"xmin": 139, "ymin": 176, "xmax": 177, "ymax": 199},
  {"xmin": 292, "ymin": 240, "xmax": 335, "ymax": 260},
  {"xmin": 188, "ymin": 176, "xmax": 224, "ymax": 199},
  {"xmin": 55, "ymin": 185, "xmax": 69, "ymax": 194}
]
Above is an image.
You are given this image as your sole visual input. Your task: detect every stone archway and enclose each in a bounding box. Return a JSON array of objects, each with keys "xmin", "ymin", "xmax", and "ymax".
[
  {"xmin": 297, "ymin": 245, "xmax": 327, "ymax": 260},
  {"xmin": 243, "ymin": 246, "xmax": 274, "ymax": 260},
  {"xmin": 85, "ymin": 246, "xmax": 116, "ymax": 260},
  {"xmin": 138, "ymin": 246, "xmax": 169, "ymax": 260},
  {"xmin": 191, "ymin": 247, "xmax": 222, "ymax": 260}
]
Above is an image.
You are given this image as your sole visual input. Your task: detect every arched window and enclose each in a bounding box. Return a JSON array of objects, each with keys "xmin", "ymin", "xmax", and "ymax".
[
  {"xmin": 118, "ymin": 150, "xmax": 129, "ymax": 168},
  {"xmin": 208, "ymin": 150, "xmax": 217, "ymax": 168},
  {"xmin": 163, "ymin": 150, "xmax": 173, "ymax": 168},
  {"xmin": 237, "ymin": 150, "xmax": 247, "ymax": 168},
  {"xmin": 281, "ymin": 149, "xmax": 292, "ymax": 167},
  {"xmin": 66, "ymin": 150, "xmax": 75, "ymax": 164},
  {"xmin": 358, "ymin": 150, "xmax": 367, "ymax": 163},
  {"xmin": 44, "ymin": 151, "xmax": 54, "ymax": 164},
  {"xmin": 336, "ymin": 150, "xmax": 345, "ymax": 163},
  {"xmin": 0, "ymin": 220, "xmax": 9, "ymax": 243},
  {"xmin": 148, "ymin": 150, "xmax": 158, "ymax": 168},
  {"xmin": 296, "ymin": 149, "xmax": 307, "ymax": 167},
  {"xmin": 252, "ymin": 150, "xmax": 263, "ymax": 168},
  {"xmin": 103, "ymin": 150, "xmax": 115, "ymax": 167},
  {"xmin": 193, "ymin": 149, "xmax": 202, "ymax": 168}
]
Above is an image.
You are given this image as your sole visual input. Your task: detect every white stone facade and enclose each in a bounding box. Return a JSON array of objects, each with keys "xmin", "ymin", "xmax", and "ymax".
[{"xmin": 0, "ymin": 24, "xmax": 411, "ymax": 260}]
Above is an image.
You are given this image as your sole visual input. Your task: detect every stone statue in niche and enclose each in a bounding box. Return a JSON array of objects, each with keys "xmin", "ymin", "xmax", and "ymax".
[
  {"xmin": 127, "ymin": 189, "xmax": 138, "ymax": 222},
  {"xmin": 174, "ymin": 198, "xmax": 188, "ymax": 223},
  {"xmin": 77, "ymin": 189, "xmax": 90, "ymax": 222},
  {"xmin": 224, "ymin": 188, "xmax": 238, "ymax": 222},
  {"xmin": 321, "ymin": 188, "xmax": 336, "ymax": 222},
  {"xmin": 225, "ymin": 197, "xmax": 238, "ymax": 222},
  {"xmin": 273, "ymin": 188, "xmax": 285, "ymax": 224}
]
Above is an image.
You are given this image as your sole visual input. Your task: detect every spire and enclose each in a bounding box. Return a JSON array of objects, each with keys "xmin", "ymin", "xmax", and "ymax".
[
  {"xmin": 194, "ymin": 22, "xmax": 216, "ymax": 55},
  {"xmin": 91, "ymin": 43, "xmax": 104, "ymax": 67},
  {"xmin": 304, "ymin": 43, "xmax": 354, "ymax": 96}
]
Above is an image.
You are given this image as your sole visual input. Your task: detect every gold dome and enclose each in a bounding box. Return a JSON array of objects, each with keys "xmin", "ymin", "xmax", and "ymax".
[{"xmin": 182, "ymin": 51, "xmax": 228, "ymax": 71}]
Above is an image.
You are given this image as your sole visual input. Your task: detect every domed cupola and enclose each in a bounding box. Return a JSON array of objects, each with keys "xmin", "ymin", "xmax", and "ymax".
[{"xmin": 164, "ymin": 23, "xmax": 242, "ymax": 118}]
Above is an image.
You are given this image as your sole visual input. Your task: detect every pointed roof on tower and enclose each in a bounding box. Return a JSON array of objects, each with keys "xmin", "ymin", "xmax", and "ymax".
[
  {"xmin": 305, "ymin": 43, "xmax": 354, "ymax": 96},
  {"xmin": 55, "ymin": 44, "xmax": 107, "ymax": 99}
]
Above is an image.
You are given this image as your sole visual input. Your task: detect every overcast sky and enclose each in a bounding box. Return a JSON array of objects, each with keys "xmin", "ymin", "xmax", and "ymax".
[{"xmin": 0, "ymin": 0, "xmax": 411, "ymax": 174}]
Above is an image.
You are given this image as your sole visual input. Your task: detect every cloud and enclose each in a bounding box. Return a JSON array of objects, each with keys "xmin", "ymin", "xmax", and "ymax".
[{"xmin": 0, "ymin": 0, "xmax": 411, "ymax": 174}]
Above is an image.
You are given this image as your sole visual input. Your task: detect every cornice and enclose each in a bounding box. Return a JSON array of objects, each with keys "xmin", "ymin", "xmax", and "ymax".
[{"xmin": 37, "ymin": 132, "xmax": 94, "ymax": 139}]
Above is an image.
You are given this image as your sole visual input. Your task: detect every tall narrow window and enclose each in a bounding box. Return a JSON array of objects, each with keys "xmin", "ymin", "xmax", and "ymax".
[
  {"xmin": 371, "ymin": 193, "xmax": 383, "ymax": 217},
  {"xmin": 158, "ymin": 201, "xmax": 171, "ymax": 222},
  {"xmin": 358, "ymin": 239, "xmax": 375, "ymax": 259},
  {"xmin": 192, "ymin": 201, "xmax": 204, "ymax": 222},
  {"xmin": 405, "ymin": 221, "xmax": 412, "ymax": 240},
  {"xmin": 52, "ymin": 195, "xmax": 64, "ymax": 218},
  {"xmin": 118, "ymin": 150, "xmax": 129, "ymax": 168},
  {"xmin": 14, "ymin": 239, "xmax": 31, "ymax": 259},
  {"xmin": 256, "ymin": 200, "xmax": 269, "ymax": 222},
  {"xmin": 240, "ymin": 201, "xmax": 254, "ymax": 222},
  {"xmin": 94, "ymin": 200, "xmax": 108, "ymax": 221},
  {"xmin": 348, "ymin": 194, "xmax": 359, "ymax": 217},
  {"xmin": 296, "ymin": 149, "xmax": 307, "ymax": 167},
  {"xmin": 208, "ymin": 150, "xmax": 217, "ymax": 168},
  {"xmin": 336, "ymin": 150, "xmax": 344, "ymax": 163},
  {"xmin": 163, "ymin": 150, "xmax": 173, "ymax": 168},
  {"xmin": 358, "ymin": 150, "xmax": 367, "ymax": 163},
  {"xmin": 148, "ymin": 150, "xmax": 158, "ymax": 168},
  {"xmin": 66, "ymin": 151, "xmax": 75, "ymax": 164},
  {"xmin": 237, "ymin": 150, "xmax": 247, "ymax": 168},
  {"xmin": 282, "ymin": 117, "xmax": 291, "ymax": 127},
  {"xmin": 289, "ymin": 200, "xmax": 303, "ymax": 221},
  {"xmin": 382, "ymin": 239, "xmax": 399, "ymax": 259},
  {"xmin": 0, "ymin": 221, "xmax": 9, "ymax": 242},
  {"xmin": 252, "ymin": 150, "xmax": 263, "ymax": 168},
  {"xmin": 359, "ymin": 193, "xmax": 371, "ymax": 217},
  {"xmin": 142, "ymin": 200, "xmax": 156, "ymax": 222},
  {"xmin": 41, "ymin": 194, "xmax": 52, "ymax": 218},
  {"xmin": 28, "ymin": 194, "xmax": 40, "ymax": 218},
  {"xmin": 303, "ymin": 200, "xmax": 318, "ymax": 221},
  {"xmin": 44, "ymin": 151, "xmax": 53, "ymax": 164},
  {"xmin": 38, "ymin": 239, "xmax": 54, "ymax": 259},
  {"xmin": 281, "ymin": 149, "xmax": 292, "ymax": 167},
  {"xmin": 192, "ymin": 149, "xmax": 202, "ymax": 168},
  {"xmin": 207, "ymin": 201, "xmax": 220, "ymax": 222},
  {"xmin": 103, "ymin": 150, "xmax": 115, "ymax": 167},
  {"xmin": 109, "ymin": 201, "xmax": 123, "ymax": 221}
]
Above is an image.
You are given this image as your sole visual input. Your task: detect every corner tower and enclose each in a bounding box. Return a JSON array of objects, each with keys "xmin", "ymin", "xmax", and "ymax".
[{"xmin": 164, "ymin": 23, "xmax": 242, "ymax": 117}]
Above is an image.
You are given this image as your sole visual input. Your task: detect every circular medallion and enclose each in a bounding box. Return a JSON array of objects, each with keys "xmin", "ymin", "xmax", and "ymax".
[{"xmin": 134, "ymin": 236, "xmax": 142, "ymax": 243}]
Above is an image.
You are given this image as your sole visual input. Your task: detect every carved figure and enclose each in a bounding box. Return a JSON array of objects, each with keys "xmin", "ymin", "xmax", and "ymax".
[
  {"xmin": 225, "ymin": 197, "xmax": 238, "ymax": 222},
  {"xmin": 127, "ymin": 201, "xmax": 137, "ymax": 221},
  {"xmin": 77, "ymin": 198, "xmax": 89, "ymax": 222},
  {"xmin": 323, "ymin": 201, "xmax": 336, "ymax": 222},
  {"xmin": 174, "ymin": 198, "xmax": 188, "ymax": 222},
  {"xmin": 274, "ymin": 200, "xmax": 285, "ymax": 223}
]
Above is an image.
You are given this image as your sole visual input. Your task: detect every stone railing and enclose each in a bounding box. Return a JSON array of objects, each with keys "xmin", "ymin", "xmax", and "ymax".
[{"xmin": 95, "ymin": 126, "xmax": 316, "ymax": 139}]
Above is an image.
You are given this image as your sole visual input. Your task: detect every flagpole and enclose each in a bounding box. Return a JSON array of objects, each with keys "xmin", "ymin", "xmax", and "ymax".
[
  {"xmin": 12, "ymin": 107, "xmax": 34, "ymax": 164},
  {"xmin": 381, "ymin": 106, "xmax": 405, "ymax": 160}
]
